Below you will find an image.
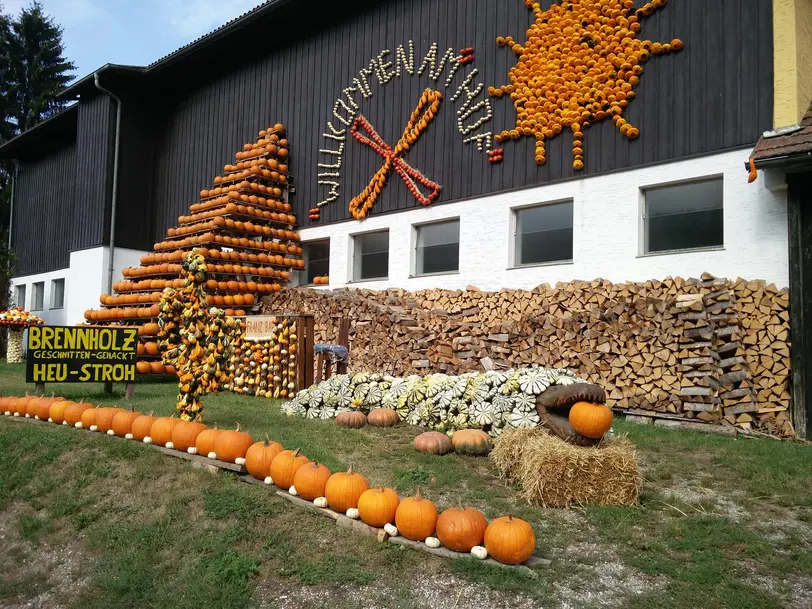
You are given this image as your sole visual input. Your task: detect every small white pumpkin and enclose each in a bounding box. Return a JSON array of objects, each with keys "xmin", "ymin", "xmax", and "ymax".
[
  {"xmin": 187, "ymin": 447, "xmax": 197, "ymax": 455},
  {"xmin": 47, "ymin": 417, "xmax": 53, "ymax": 422},
  {"xmin": 74, "ymin": 422, "xmax": 83, "ymax": 428},
  {"xmin": 90, "ymin": 425, "xmax": 98, "ymax": 432},
  {"xmin": 13, "ymin": 412, "xmax": 20, "ymax": 417},
  {"xmin": 62, "ymin": 421, "xmax": 68, "ymax": 426},
  {"xmin": 288, "ymin": 485, "xmax": 298, "ymax": 496},
  {"xmin": 143, "ymin": 436, "xmax": 152, "ymax": 444},
  {"xmin": 207, "ymin": 452, "xmax": 217, "ymax": 459},
  {"xmin": 107, "ymin": 430, "xmax": 116, "ymax": 436},
  {"xmin": 34, "ymin": 415, "xmax": 39, "ymax": 420},
  {"xmin": 470, "ymin": 546, "xmax": 488, "ymax": 560},
  {"xmin": 125, "ymin": 433, "xmax": 134, "ymax": 440},
  {"xmin": 384, "ymin": 523, "xmax": 399, "ymax": 537},
  {"xmin": 25, "ymin": 413, "xmax": 30, "ymax": 418},
  {"xmin": 346, "ymin": 508, "xmax": 360, "ymax": 519},
  {"xmin": 264, "ymin": 476, "xmax": 274, "ymax": 486},
  {"xmin": 314, "ymin": 497, "xmax": 328, "ymax": 508},
  {"xmin": 4, "ymin": 411, "xmax": 11, "ymax": 416},
  {"xmin": 165, "ymin": 441, "xmax": 175, "ymax": 449},
  {"xmin": 235, "ymin": 457, "xmax": 246, "ymax": 466},
  {"xmin": 425, "ymin": 537, "xmax": 441, "ymax": 548}
]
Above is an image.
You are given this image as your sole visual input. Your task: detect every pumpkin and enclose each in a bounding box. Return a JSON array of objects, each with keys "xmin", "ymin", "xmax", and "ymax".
[
  {"xmin": 213, "ymin": 423, "xmax": 254, "ymax": 463},
  {"xmin": 94, "ymin": 407, "xmax": 124, "ymax": 433},
  {"xmin": 414, "ymin": 431, "xmax": 453, "ymax": 455},
  {"xmin": 367, "ymin": 408, "xmax": 399, "ymax": 428},
  {"xmin": 451, "ymin": 429, "xmax": 493, "ymax": 457},
  {"xmin": 149, "ymin": 415, "xmax": 181, "ymax": 446},
  {"xmin": 436, "ymin": 505, "xmax": 488, "ymax": 552},
  {"xmin": 195, "ymin": 425, "xmax": 221, "ymax": 456},
  {"xmin": 269, "ymin": 449, "xmax": 310, "ymax": 488},
  {"xmin": 395, "ymin": 487, "xmax": 438, "ymax": 541},
  {"xmin": 484, "ymin": 516, "xmax": 536, "ymax": 565},
  {"xmin": 111, "ymin": 411, "xmax": 141, "ymax": 437},
  {"xmin": 325, "ymin": 465, "xmax": 370, "ymax": 513},
  {"xmin": 79, "ymin": 407, "xmax": 97, "ymax": 430},
  {"xmin": 170, "ymin": 420, "xmax": 207, "ymax": 451},
  {"xmin": 568, "ymin": 401, "xmax": 613, "ymax": 439},
  {"xmin": 293, "ymin": 462, "xmax": 332, "ymax": 501},
  {"xmin": 35, "ymin": 395, "xmax": 58, "ymax": 420},
  {"xmin": 13, "ymin": 395, "xmax": 32, "ymax": 416},
  {"xmin": 27, "ymin": 396, "xmax": 42, "ymax": 418},
  {"xmin": 336, "ymin": 410, "xmax": 366, "ymax": 428},
  {"xmin": 245, "ymin": 433, "xmax": 284, "ymax": 480},
  {"xmin": 130, "ymin": 413, "xmax": 158, "ymax": 440},
  {"xmin": 64, "ymin": 401, "xmax": 91, "ymax": 426},
  {"xmin": 358, "ymin": 487, "xmax": 400, "ymax": 527}
]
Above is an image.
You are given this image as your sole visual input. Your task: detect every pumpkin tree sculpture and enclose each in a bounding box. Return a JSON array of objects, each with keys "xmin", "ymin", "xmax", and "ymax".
[{"xmin": 157, "ymin": 251, "xmax": 242, "ymax": 420}]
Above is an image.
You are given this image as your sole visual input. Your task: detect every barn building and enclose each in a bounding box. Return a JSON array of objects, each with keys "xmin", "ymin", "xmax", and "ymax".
[{"xmin": 0, "ymin": 0, "xmax": 809, "ymax": 328}]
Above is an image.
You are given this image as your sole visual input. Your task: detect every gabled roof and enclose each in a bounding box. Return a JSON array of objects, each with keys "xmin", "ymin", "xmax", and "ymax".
[
  {"xmin": 747, "ymin": 102, "xmax": 812, "ymax": 172},
  {"xmin": 0, "ymin": 104, "xmax": 78, "ymax": 159}
]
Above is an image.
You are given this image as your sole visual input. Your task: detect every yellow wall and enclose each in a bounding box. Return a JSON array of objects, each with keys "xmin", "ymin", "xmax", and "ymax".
[{"xmin": 774, "ymin": 0, "xmax": 812, "ymax": 127}]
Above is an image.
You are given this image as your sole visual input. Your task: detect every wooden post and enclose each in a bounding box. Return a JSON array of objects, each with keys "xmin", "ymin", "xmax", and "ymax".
[
  {"xmin": 787, "ymin": 172, "xmax": 812, "ymax": 439},
  {"xmin": 315, "ymin": 352, "xmax": 324, "ymax": 383},
  {"xmin": 303, "ymin": 315, "xmax": 315, "ymax": 388},
  {"xmin": 125, "ymin": 383, "xmax": 136, "ymax": 401},
  {"xmin": 337, "ymin": 316, "xmax": 350, "ymax": 374},
  {"xmin": 34, "ymin": 382, "xmax": 44, "ymax": 396},
  {"xmin": 104, "ymin": 381, "xmax": 114, "ymax": 396}
]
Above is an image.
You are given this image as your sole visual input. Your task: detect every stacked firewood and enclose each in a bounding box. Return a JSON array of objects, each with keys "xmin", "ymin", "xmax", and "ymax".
[{"xmin": 265, "ymin": 274, "xmax": 793, "ymax": 435}]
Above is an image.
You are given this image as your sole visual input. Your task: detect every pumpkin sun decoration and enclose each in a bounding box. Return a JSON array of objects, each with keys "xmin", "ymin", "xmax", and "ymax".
[{"xmin": 491, "ymin": 0, "xmax": 683, "ymax": 170}]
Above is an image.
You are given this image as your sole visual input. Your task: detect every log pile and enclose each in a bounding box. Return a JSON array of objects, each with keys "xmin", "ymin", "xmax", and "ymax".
[{"xmin": 264, "ymin": 274, "xmax": 793, "ymax": 436}]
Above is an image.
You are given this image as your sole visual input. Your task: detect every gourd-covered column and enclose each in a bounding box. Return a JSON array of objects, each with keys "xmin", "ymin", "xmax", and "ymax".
[
  {"xmin": 0, "ymin": 307, "xmax": 45, "ymax": 364},
  {"xmin": 6, "ymin": 329, "xmax": 23, "ymax": 363},
  {"xmin": 157, "ymin": 251, "xmax": 242, "ymax": 420}
]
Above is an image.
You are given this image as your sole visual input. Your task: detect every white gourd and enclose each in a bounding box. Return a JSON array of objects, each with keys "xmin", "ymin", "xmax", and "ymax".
[
  {"xmin": 187, "ymin": 447, "xmax": 197, "ymax": 454},
  {"xmin": 471, "ymin": 546, "xmax": 488, "ymax": 560},
  {"xmin": 313, "ymin": 497, "xmax": 328, "ymax": 508},
  {"xmin": 143, "ymin": 436, "xmax": 152, "ymax": 444},
  {"xmin": 107, "ymin": 430, "xmax": 116, "ymax": 436},
  {"xmin": 207, "ymin": 452, "xmax": 217, "ymax": 459},
  {"xmin": 346, "ymin": 508, "xmax": 360, "ymax": 519},
  {"xmin": 384, "ymin": 523, "xmax": 399, "ymax": 537},
  {"xmin": 288, "ymin": 486, "xmax": 298, "ymax": 496},
  {"xmin": 425, "ymin": 537, "xmax": 441, "ymax": 548},
  {"xmin": 235, "ymin": 457, "xmax": 246, "ymax": 466},
  {"xmin": 125, "ymin": 434, "xmax": 134, "ymax": 440},
  {"xmin": 264, "ymin": 476, "xmax": 274, "ymax": 486},
  {"xmin": 90, "ymin": 425, "xmax": 98, "ymax": 431}
]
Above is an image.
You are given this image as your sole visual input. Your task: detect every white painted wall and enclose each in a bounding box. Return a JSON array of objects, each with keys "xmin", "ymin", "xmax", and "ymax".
[
  {"xmin": 13, "ymin": 246, "xmax": 150, "ymax": 328},
  {"xmin": 298, "ymin": 148, "xmax": 790, "ymax": 290}
]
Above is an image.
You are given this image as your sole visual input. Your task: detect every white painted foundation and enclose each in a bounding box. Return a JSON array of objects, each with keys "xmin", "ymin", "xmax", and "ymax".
[{"xmin": 298, "ymin": 149, "xmax": 790, "ymax": 291}]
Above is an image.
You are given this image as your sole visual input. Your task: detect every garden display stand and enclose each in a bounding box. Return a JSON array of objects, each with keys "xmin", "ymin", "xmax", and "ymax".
[{"xmin": 0, "ymin": 307, "xmax": 45, "ymax": 364}]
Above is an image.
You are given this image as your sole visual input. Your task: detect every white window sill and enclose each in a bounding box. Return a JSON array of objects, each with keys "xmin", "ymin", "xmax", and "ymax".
[
  {"xmin": 508, "ymin": 260, "xmax": 574, "ymax": 270},
  {"xmin": 409, "ymin": 270, "xmax": 460, "ymax": 279},
  {"xmin": 637, "ymin": 246, "xmax": 725, "ymax": 259},
  {"xmin": 347, "ymin": 277, "xmax": 388, "ymax": 284}
]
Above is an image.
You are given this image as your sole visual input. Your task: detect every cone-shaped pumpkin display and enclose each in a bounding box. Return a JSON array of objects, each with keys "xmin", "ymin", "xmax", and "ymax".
[{"xmin": 325, "ymin": 466, "xmax": 370, "ymax": 513}]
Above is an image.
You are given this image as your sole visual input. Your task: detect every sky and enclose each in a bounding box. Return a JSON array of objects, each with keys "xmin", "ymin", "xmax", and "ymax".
[{"xmin": 1, "ymin": 0, "xmax": 263, "ymax": 80}]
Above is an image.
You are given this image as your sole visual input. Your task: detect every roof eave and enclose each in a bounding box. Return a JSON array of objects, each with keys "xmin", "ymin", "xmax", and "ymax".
[
  {"xmin": 56, "ymin": 64, "xmax": 146, "ymax": 101},
  {"xmin": 0, "ymin": 104, "xmax": 79, "ymax": 159},
  {"xmin": 748, "ymin": 152, "xmax": 812, "ymax": 173}
]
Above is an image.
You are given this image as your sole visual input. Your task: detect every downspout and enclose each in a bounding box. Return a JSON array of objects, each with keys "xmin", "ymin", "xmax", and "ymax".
[{"xmin": 93, "ymin": 72, "xmax": 122, "ymax": 293}]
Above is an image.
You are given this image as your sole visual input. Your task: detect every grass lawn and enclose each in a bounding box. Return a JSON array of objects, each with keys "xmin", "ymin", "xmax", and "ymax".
[{"xmin": 1, "ymin": 361, "xmax": 810, "ymax": 608}]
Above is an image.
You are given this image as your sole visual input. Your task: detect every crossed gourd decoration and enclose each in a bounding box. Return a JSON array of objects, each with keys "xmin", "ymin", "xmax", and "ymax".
[{"xmin": 157, "ymin": 251, "xmax": 242, "ymax": 420}]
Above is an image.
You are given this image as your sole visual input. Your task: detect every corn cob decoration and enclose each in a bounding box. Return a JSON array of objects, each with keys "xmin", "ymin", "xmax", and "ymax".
[{"xmin": 157, "ymin": 251, "xmax": 242, "ymax": 420}]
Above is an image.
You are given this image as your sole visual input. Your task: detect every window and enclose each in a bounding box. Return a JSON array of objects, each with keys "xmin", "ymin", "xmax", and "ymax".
[
  {"xmin": 51, "ymin": 278, "xmax": 65, "ymax": 309},
  {"xmin": 352, "ymin": 230, "xmax": 389, "ymax": 281},
  {"xmin": 644, "ymin": 178, "xmax": 723, "ymax": 254},
  {"xmin": 301, "ymin": 240, "xmax": 330, "ymax": 285},
  {"xmin": 32, "ymin": 282, "xmax": 44, "ymax": 311},
  {"xmin": 415, "ymin": 219, "xmax": 460, "ymax": 275},
  {"xmin": 14, "ymin": 285, "xmax": 26, "ymax": 308},
  {"xmin": 514, "ymin": 200, "xmax": 574, "ymax": 266}
]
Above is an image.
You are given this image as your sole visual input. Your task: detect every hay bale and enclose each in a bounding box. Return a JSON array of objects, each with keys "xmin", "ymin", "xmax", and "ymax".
[{"xmin": 490, "ymin": 428, "xmax": 641, "ymax": 508}]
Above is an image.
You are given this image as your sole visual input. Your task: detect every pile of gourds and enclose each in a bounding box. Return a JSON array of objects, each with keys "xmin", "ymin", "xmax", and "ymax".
[
  {"xmin": 158, "ymin": 251, "xmax": 242, "ymax": 420},
  {"xmin": 223, "ymin": 317, "xmax": 298, "ymax": 399},
  {"xmin": 0, "ymin": 306, "xmax": 45, "ymax": 363},
  {"xmin": 281, "ymin": 367, "xmax": 588, "ymax": 438}
]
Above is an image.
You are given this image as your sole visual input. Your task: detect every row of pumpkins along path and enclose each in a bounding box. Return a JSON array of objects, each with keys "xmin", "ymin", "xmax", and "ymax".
[{"xmin": 1, "ymin": 394, "xmax": 536, "ymax": 566}]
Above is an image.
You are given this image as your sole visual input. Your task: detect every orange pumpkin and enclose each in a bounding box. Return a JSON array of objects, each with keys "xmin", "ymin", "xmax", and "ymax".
[
  {"xmin": 245, "ymin": 433, "xmax": 284, "ymax": 480},
  {"xmin": 213, "ymin": 424, "xmax": 253, "ymax": 463},
  {"xmin": 79, "ymin": 407, "xmax": 98, "ymax": 430},
  {"xmin": 130, "ymin": 413, "xmax": 158, "ymax": 441},
  {"xmin": 324, "ymin": 466, "xmax": 370, "ymax": 513},
  {"xmin": 170, "ymin": 421, "xmax": 207, "ymax": 452},
  {"xmin": 450, "ymin": 429, "xmax": 493, "ymax": 457},
  {"xmin": 13, "ymin": 395, "xmax": 32, "ymax": 415},
  {"xmin": 26, "ymin": 395, "xmax": 42, "ymax": 418},
  {"xmin": 484, "ymin": 516, "xmax": 536, "ymax": 565},
  {"xmin": 367, "ymin": 408, "xmax": 399, "ymax": 428},
  {"xmin": 195, "ymin": 425, "xmax": 221, "ymax": 456},
  {"xmin": 414, "ymin": 431, "xmax": 453, "ymax": 455},
  {"xmin": 94, "ymin": 407, "xmax": 125, "ymax": 433},
  {"xmin": 292, "ymin": 462, "xmax": 332, "ymax": 500},
  {"xmin": 111, "ymin": 411, "xmax": 141, "ymax": 437},
  {"xmin": 436, "ymin": 505, "xmax": 488, "ymax": 552},
  {"xmin": 269, "ymin": 449, "xmax": 309, "ymax": 489},
  {"xmin": 358, "ymin": 487, "xmax": 400, "ymax": 527},
  {"xmin": 64, "ymin": 401, "xmax": 91, "ymax": 426},
  {"xmin": 395, "ymin": 487, "xmax": 438, "ymax": 541},
  {"xmin": 568, "ymin": 402, "xmax": 613, "ymax": 439},
  {"xmin": 35, "ymin": 395, "xmax": 58, "ymax": 420},
  {"xmin": 149, "ymin": 416, "xmax": 180, "ymax": 446}
]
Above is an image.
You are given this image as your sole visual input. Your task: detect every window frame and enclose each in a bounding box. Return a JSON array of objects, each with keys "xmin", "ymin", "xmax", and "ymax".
[
  {"xmin": 639, "ymin": 175, "xmax": 725, "ymax": 257},
  {"xmin": 349, "ymin": 229, "xmax": 390, "ymax": 283},
  {"xmin": 510, "ymin": 199, "xmax": 575, "ymax": 269},
  {"xmin": 14, "ymin": 284, "xmax": 26, "ymax": 309},
  {"xmin": 31, "ymin": 281, "xmax": 45, "ymax": 311},
  {"xmin": 299, "ymin": 239, "xmax": 331, "ymax": 286},
  {"xmin": 51, "ymin": 278, "xmax": 65, "ymax": 309},
  {"xmin": 411, "ymin": 217, "xmax": 461, "ymax": 277}
]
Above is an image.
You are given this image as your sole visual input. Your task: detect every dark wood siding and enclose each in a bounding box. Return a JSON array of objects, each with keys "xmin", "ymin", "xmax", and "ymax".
[
  {"xmin": 71, "ymin": 94, "xmax": 115, "ymax": 251},
  {"xmin": 11, "ymin": 143, "xmax": 76, "ymax": 275},
  {"xmin": 149, "ymin": 0, "xmax": 774, "ymax": 236}
]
